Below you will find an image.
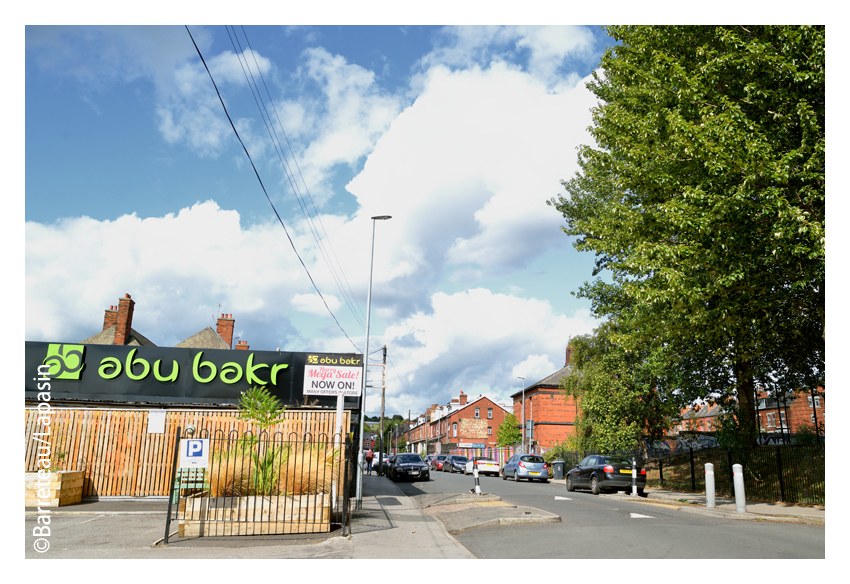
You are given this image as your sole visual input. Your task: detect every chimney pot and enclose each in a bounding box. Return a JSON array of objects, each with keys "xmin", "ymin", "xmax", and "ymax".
[
  {"xmin": 113, "ymin": 294, "xmax": 136, "ymax": 345},
  {"xmin": 217, "ymin": 313, "xmax": 235, "ymax": 349}
]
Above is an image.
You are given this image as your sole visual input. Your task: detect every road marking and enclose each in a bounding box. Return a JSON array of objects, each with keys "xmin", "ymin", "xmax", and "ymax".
[
  {"xmin": 630, "ymin": 513, "xmax": 654, "ymax": 519},
  {"xmin": 554, "ymin": 496, "xmax": 572, "ymax": 500}
]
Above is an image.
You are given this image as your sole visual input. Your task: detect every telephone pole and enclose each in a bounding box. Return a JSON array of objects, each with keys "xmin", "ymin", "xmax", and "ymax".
[{"xmin": 377, "ymin": 345, "xmax": 387, "ymax": 474}]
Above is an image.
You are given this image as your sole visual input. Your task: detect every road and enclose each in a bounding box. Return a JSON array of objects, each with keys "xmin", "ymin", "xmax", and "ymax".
[{"xmin": 395, "ymin": 467, "xmax": 825, "ymax": 559}]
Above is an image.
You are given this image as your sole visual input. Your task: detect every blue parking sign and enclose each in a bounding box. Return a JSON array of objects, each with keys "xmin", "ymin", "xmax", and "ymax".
[{"xmin": 179, "ymin": 438, "xmax": 209, "ymax": 468}]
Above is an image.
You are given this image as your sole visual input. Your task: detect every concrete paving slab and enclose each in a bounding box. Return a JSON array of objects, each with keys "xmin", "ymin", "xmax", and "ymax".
[{"xmin": 422, "ymin": 500, "xmax": 561, "ymax": 535}]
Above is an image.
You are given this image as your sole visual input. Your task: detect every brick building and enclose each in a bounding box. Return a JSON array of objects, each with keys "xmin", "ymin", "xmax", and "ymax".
[
  {"xmin": 509, "ymin": 346, "xmax": 579, "ymax": 452},
  {"xmin": 672, "ymin": 387, "xmax": 826, "ymax": 442},
  {"xmin": 407, "ymin": 391, "xmax": 511, "ymax": 455}
]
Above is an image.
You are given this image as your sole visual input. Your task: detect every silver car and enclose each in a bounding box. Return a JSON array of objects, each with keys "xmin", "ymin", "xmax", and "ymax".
[{"xmin": 501, "ymin": 454, "xmax": 549, "ymax": 482}]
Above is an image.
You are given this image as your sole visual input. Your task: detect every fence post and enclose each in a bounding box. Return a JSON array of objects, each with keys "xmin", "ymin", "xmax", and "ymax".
[
  {"xmin": 689, "ymin": 446, "xmax": 696, "ymax": 492},
  {"xmin": 727, "ymin": 448, "xmax": 735, "ymax": 497},
  {"xmin": 659, "ymin": 454, "xmax": 664, "ymax": 488},
  {"xmin": 163, "ymin": 427, "xmax": 182, "ymax": 545},
  {"xmin": 775, "ymin": 447, "xmax": 785, "ymax": 502}
]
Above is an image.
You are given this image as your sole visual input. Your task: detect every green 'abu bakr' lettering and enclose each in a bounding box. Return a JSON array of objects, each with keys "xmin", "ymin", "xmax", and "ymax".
[
  {"xmin": 246, "ymin": 353, "xmax": 269, "ymax": 385},
  {"xmin": 193, "ymin": 351, "xmax": 217, "ymax": 383},
  {"xmin": 271, "ymin": 363, "xmax": 289, "ymax": 385},
  {"xmin": 99, "ymin": 357, "xmax": 122, "ymax": 379},
  {"xmin": 220, "ymin": 362, "xmax": 243, "ymax": 384},
  {"xmin": 154, "ymin": 359, "xmax": 179, "ymax": 382},
  {"xmin": 125, "ymin": 349, "xmax": 150, "ymax": 381}
]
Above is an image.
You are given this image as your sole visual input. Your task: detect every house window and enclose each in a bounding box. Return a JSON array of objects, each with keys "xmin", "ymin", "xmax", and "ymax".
[
  {"xmin": 488, "ymin": 408, "xmax": 493, "ymax": 419},
  {"xmin": 779, "ymin": 411, "xmax": 787, "ymax": 428},
  {"xmin": 808, "ymin": 396, "xmax": 821, "ymax": 408},
  {"xmin": 766, "ymin": 413, "xmax": 776, "ymax": 427},
  {"xmin": 487, "ymin": 427, "xmax": 492, "ymax": 435},
  {"xmin": 453, "ymin": 422, "xmax": 457, "ymax": 437},
  {"xmin": 475, "ymin": 407, "xmax": 480, "ymax": 419},
  {"xmin": 811, "ymin": 414, "xmax": 815, "ymax": 423}
]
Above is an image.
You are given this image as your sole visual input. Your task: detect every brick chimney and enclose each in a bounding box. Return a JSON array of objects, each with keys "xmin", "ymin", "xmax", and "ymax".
[
  {"xmin": 459, "ymin": 391, "xmax": 467, "ymax": 405},
  {"xmin": 565, "ymin": 345, "xmax": 574, "ymax": 366},
  {"xmin": 102, "ymin": 305, "xmax": 118, "ymax": 331},
  {"xmin": 235, "ymin": 340, "xmax": 250, "ymax": 351},
  {"xmin": 113, "ymin": 294, "xmax": 135, "ymax": 345},
  {"xmin": 217, "ymin": 313, "xmax": 235, "ymax": 349}
]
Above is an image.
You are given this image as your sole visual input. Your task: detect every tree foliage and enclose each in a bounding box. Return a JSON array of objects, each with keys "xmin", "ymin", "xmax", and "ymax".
[
  {"xmin": 237, "ymin": 385, "xmax": 287, "ymax": 428},
  {"xmin": 496, "ymin": 413, "xmax": 522, "ymax": 447},
  {"xmin": 549, "ymin": 26, "xmax": 824, "ymax": 444},
  {"xmin": 561, "ymin": 321, "xmax": 680, "ymax": 452}
]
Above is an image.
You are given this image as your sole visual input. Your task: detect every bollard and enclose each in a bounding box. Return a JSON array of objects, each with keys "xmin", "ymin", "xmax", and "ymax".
[
  {"xmin": 469, "ymin": 466, "xmax": 482, "ymax": 495},
  {"xmin": 631, "ymin": 457, "xmax": 637, "ymax": 496},
  {"xmin": 732, "ymin": 463, "xmax": 747, "ymax": 513},
  {"xmin": 705, "ymin": 463, "xmax": 715, "ymax": 509}
]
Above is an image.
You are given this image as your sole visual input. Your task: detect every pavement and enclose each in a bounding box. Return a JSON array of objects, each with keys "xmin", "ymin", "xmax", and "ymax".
[{"xmin": 25, "ymin": 473, "xmax": 824, "ymax": 558}]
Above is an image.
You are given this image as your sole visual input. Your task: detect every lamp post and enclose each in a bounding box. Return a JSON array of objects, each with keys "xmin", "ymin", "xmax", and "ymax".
[
  {"xmin": 356, "ymin": 215, "xmax": 392, "ymax": 510},
  {"xmin": 518, "ymin": 376, "xmax": 525, "ymax": 453}
]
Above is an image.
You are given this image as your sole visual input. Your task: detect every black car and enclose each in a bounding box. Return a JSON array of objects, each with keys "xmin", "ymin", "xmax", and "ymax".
[
  {"xmin": 566, "ymin": 455, "xmax": 646, "ymax": 495},
  {"xmin": 388, "ymin": 453, "xmax": 430, "ymax": 482},
  {"xmin": 442, "ymin": 455, "xmax": 469, "ymax": 473}
]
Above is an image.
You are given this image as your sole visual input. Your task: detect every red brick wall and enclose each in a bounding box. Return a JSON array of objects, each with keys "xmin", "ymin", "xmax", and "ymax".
[
  {"xmin": 513, "ymin": 387, "xmax": 579, "ymax": 449},
  {"xmin": 113, "ymin": 294, "xmax": 135, "ymax": 345}
]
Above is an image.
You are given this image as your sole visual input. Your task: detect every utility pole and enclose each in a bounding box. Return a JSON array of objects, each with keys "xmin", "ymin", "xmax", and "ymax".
[
  {"xmin": 378, "ymin": 345, "xmax": 387, "ymax": 475},
  {"xmin": 408, "ymin": 409, "xmax": 411, "ymax": 453}
]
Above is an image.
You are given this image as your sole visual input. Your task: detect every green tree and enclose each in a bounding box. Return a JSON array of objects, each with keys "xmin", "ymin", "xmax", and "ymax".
[
  {"xmin": 549, "ymin": 26, "xmax": 824, "ymax": 445},
  {"xmin": 496, "ymin": 413, "xmax": 522, "ymax": 447},
  {"xmin": 561, "ymin": 321, "xmax": 680, "ymax": 452}
]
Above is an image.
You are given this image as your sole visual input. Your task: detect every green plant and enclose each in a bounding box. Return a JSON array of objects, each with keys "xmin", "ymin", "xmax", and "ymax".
[
  {"xmin": 238, "ymin": 385, "xmax": 287, "ymax": 428},
  {"xmin": 793, "ymin": 423, "xmax": 822, "ymax": 445}
]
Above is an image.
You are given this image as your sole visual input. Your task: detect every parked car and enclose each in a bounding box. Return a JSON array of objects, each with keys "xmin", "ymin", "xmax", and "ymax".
[
  {"xmin": 430, "ymin": 455, "xmax": 448, "ymax": 471},
  {"xmin": 388, "ymin": 453, "xmax": 430, "ymax": 482},
  {"xmin": 442, "ymin": 455, "xmax": 469, "ymax": 473},
  {"xmin": 565, "ymin": 454, "xmax": 646, "ymax": 495},
  {"xmin": 424, "ymin": 454, "xmax": 436, "ymax": 467},
  {"xmin": 501, "ymin": 454, "xmax": 549, "ymax": 482},
  {"xmin": 374, "ymin": 453, "xmax": 394, "ymax": 474},
  {"xmin": 464, "ymin": 457, "xmax": 500, "ymax": 476}
]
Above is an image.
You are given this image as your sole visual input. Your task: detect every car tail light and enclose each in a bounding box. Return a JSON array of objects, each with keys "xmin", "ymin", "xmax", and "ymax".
[
  {"xmin": 604, "ymin": 464, "xmax": 614, "ymax": 473},
  {"xmin": 519, "ymin": 461, "xmax": 526, "ymax": 468},
  {"xmin": 641, "ymin": 468, "xmax": 646, "ymax": 475},
  {"xmin": 542, "ymin": 464, "xmax": 548, "ymax": 470}
]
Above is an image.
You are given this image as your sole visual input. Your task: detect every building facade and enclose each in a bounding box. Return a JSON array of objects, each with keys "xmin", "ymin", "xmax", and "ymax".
[{"xmin": 407, "ymin": 391, "xmax": 511, "ymax": 455}]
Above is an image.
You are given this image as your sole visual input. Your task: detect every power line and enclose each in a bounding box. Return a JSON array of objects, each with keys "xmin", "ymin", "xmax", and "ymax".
[{"xmin": 184, "ymin": 25, "xmax": 360, "ymax": 354}]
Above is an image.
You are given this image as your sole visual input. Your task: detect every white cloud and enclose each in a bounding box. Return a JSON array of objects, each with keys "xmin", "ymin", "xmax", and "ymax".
[
  {"xmin": 291, "ymin": 293, "xmax": 341, "ymax": 316},
  {"xmin": 371, "ymin": 288, "xmax": 597, "ymax": 415}
]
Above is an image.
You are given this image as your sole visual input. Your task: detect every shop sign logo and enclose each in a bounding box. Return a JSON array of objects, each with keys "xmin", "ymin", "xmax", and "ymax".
[{"xmin": 43, "ymin": 344, "xmax": 86, "ymax": 380}]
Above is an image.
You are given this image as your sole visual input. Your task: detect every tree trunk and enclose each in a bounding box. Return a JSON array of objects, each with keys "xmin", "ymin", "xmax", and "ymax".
[{"xmin": 735, "ymin": 359, "xmax": 758, "ymax": 446}]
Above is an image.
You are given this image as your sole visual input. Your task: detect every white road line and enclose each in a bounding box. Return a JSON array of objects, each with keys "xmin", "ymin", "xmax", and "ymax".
[
  {"xmin": 554, "ymin": 496, "xmax": 572, "ymax": 500},
  {"xmin": 630, "ymin": 513, "xmax": 654, "ymax": 519}
]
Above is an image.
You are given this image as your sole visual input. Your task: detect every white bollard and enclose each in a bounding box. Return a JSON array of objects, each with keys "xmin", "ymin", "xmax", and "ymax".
[
  {"xmin": 705, "ymin": 463, "xmax": 715, "ymax": 509},
  {"xmin": 631, "ymin": 457, "xmax": 637, "ymax": 496},
  {"xmin": 732, "ymin": 463, "xmax": 747, "ymax": 513}
]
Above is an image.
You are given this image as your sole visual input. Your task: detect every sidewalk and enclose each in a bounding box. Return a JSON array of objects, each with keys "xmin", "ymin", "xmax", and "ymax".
[{"xmin": 548, "ymin": 478, "xmax": 825, "ymax": 524}]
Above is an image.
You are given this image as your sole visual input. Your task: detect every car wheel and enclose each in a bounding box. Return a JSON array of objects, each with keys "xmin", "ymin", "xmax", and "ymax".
[
  {"xmin": 566, "ymin": 475, "xmax": 574, "ymax": 492},
  {"xmin": 501, "ymin": 470, "xmax": 506, "ymax": 480},
  {"xmin": 637, "ymin": 487, "xmax": 645, "ymax": 497},
  {"xmin": 590, "ymin": 475, "xmax": 600, "ymax": 495},
  {"xmin": 514, "ymin": 470, "xmax": 520, "ymax": 482}
]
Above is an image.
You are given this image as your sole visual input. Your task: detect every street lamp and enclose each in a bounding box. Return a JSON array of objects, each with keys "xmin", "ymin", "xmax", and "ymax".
[
  {"xmin": 518, "ymin": 376, "xmax": 525, "ymax": 453},
  {"xmin": 356, "ymin": 215, "xmax": 392, "ymax": 510}
]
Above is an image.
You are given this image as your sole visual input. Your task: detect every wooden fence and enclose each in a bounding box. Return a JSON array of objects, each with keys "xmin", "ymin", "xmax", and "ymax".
[{"xmin": 24, "ymin": 408, "xmax": 350, "ymax": 498}]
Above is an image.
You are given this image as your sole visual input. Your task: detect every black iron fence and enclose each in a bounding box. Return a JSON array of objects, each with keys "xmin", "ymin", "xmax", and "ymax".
[
  {"xmin": 547, "ymin": 444, "xmax": 824, "ymax": 506},
  {"xmin": 164, "ymin": 429, "xmax": 353, "ymax": 542}
]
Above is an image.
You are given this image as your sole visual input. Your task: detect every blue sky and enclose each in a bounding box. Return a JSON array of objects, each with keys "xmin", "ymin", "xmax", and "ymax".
[{"xmin": 26, "ymin": 24, "xmax": 615, "ymax": 416}]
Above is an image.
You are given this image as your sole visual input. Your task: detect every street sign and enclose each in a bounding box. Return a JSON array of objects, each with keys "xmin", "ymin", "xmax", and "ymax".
[{"xmin": 179, "ymin": 439, "xmax": 210, "ymax": 468}]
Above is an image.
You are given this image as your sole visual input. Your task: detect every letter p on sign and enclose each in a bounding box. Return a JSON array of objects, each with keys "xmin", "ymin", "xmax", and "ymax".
[{"xmin": 179, "ymin": 439, "xmax": 210, "ymax": 468}]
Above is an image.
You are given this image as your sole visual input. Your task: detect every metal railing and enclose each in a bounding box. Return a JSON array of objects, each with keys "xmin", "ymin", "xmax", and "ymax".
[
  {"xmin": 164, "ymin": 429, "xmax": 352, "ymax": 542},
  {"xmin": 545, "ymin": 444, "xmax": 824, "ymax": 506}
]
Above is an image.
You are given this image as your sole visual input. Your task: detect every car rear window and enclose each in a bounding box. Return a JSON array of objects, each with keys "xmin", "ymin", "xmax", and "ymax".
[
  {"xmin": 603, "ymin": 457, "xmax": 632, "ymax": 465},
  {"xmin": 520, "ymin": 455, "xmax": 545, "ymax": 463},
  {"xmin": 397, "ymin": 454, "xmax": 423, "ymax": 463},
  {"xmin": 454, "ymin": 457, "xmax": 468, "ymax": 463}
]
